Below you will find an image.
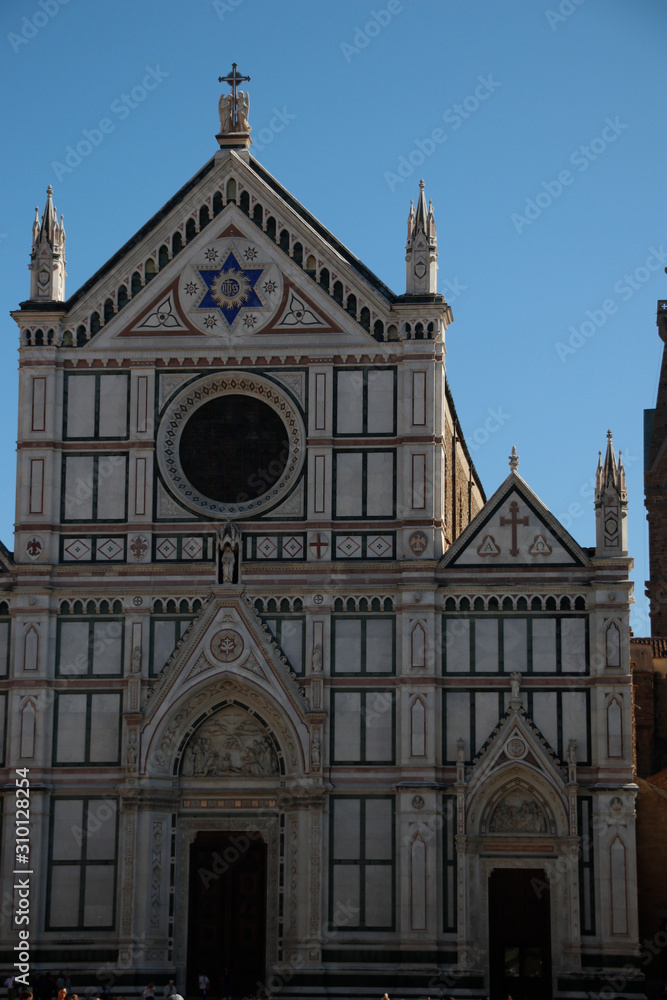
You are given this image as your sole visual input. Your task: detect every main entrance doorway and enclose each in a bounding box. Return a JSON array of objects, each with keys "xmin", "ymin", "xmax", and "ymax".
[
  {"xmin": 488, "ymin": 868, "xmax": 552, "ymax": 1000},
  {"xmin": 187, "ymin": 831, "xmax": 267, "ymax": 999}
]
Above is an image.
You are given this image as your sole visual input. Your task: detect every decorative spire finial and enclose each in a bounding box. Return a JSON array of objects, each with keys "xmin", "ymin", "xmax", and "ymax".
[
  {"xmin": 405, "ymin": 180, "xmax": 438, "ymax": 294},
  {"xmin": 217, "ymin": 63, "xmax": 252, "ymax": 149},
  {"xmin": 509, "ymin": 446, "xmax": 519, "ymax": 473},
  {"xmin": 594, "ymin": 428, "xmax": 628, "ymax": 556},
  {"xmin": 28, "ymin": 185, "xmax": 66, "ymax": 301}
]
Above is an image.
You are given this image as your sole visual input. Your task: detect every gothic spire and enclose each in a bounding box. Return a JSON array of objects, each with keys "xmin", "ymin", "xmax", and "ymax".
[
  {"xmin": 594, "ymin": 430, "xmax": 628, "ymax": 556},
  {"xmin": 405, "ymin": 179, "xmax": 438, "ymax": 295},
  {"xmin": 29, "ymin": 185, "xmax": 66, "ymax": 301}
]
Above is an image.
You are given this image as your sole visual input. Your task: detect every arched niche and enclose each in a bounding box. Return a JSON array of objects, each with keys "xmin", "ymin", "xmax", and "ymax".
[
  {"xmin": 474, "ymin": 771, "xmax": 566, "ymax": 839},
  {"xmin": 176, "ymin": 702, "xmax": 284, "ymax": 778}
]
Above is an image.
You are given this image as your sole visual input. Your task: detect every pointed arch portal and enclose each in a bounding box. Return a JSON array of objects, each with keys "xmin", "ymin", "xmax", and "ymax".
[
  {"xmin": 187, "ymin": 830, "xmax": 267, "ymax": 998},
  {"xmin": 488, "ymin": 868, "xmax": 552, "ymax": 1000}
]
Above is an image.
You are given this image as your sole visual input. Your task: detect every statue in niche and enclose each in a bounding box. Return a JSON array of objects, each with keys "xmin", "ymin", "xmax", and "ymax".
[
  {"xmin": 130, "ymin": 645, "xmax": 142, "ymax": 674},
  {"xmin": 489, "ymin": 792, "xmax": 547, "ymax": 834},
  {"xmin": 217, "ymin": 521, "xmax": 242, "ymax": 584},
  {"xmin": 311, "ymin": 731, "xmax": 321, "ymax": 770},
  {"xmin": 127, "ymin": 733, "xmax": 138, "ymax": 767},
  {"xmin": 181, "ymin": 705, "xmax": 279, "ymax": 777},
  {"xmin": 510, "ymin": 671, "xmax": 522, "ymax": 701},
  {"xmin": 311, "ymin": 644, "xmax": 323, "ymax": 674}
]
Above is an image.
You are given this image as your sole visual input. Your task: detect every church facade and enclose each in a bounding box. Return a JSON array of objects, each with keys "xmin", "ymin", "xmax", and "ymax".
[{"xmin": 1, "ymin": 78, "xmax": 642, "ymax": 1000}]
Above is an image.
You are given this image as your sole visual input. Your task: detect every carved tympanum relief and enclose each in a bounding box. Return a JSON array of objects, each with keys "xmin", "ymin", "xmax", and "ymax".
[
  {"xmin": 180, "ymin": 705, "xmax": 280, "ymax": 777},
  {"xmin": 488, "ymin": 791, "xmax": 548, "ymax": 834}
]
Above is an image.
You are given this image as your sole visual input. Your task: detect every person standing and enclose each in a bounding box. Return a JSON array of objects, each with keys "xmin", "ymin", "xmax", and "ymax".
[
  {"xmin": 4, "ymin": 975, "xmax": 16, "ymax": 1000},
  {"xmin": 198, "ymin": 973, "xmax": 209, "ymax": 1000}
]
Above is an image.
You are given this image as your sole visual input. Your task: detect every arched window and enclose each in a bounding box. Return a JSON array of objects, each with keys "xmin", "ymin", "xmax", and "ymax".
[
  {"xmin": 185, "ymin": 218, "xmax": 196, "ymax": 242},
  {"xmin": 266, "ymin": 216, "xmax": 276, "ymax": 241},
  {"xmin": 131, "ymin": 271, "xmax": 142, "ymax": 295},
  {"xmin": 117, "ymin": 285, "xmax": 129, "ymax": 310},
  {"xmin": 144, "ymin": 259, "xmax": 156, "ymax": 283},
  {"xmin": 253, "ymin": 204, "xmax": 263, "ymax": 227},
  {"xmin": 226, "ymin": 178, "xmax": 237, "ymax": 202},
  {"xmin": 90, "ymin": 312, "xmax": 101, "ymax": 334},
  {"xmin": 319, "ymin": 267, "xmax": 330, "ymax": 291},
  {"xmin": 158, "ymin": 244, "xmax": 169, "ymax": 269},
  {"xmin": 373, "ymin": 319, "xmax": 384, "ymax": 341},
  {"xmin": 292, "ymin": 242, "xmax": 303, "ymax": 266},
  {"xmin": 239, "ymin": 190, "xmax": 250, "ymax": 215},
  {"xmin": 104, "ymin": 298, "xmax": 114, "ymax": 323},
  {"xmin": 172, "ymin": 231, "xmax": 183, "ymax": 256},
  {"xmin": 199, "ymin": 205, "xmax": 210, "ymax": 229},
  {"xmin": 346, "ymin": 293, "xmax": 357, "ymax": 317},
  {"xmin": 213, "ymin": 191, "xmax": 223, "ymax": 215},
  {"xmin": 360, "ymin": 307, "xmax": 371, "ymax": 332},
  {"xmin": 279, "ymin": 229, "xmax": 290, "ymax": 254}
]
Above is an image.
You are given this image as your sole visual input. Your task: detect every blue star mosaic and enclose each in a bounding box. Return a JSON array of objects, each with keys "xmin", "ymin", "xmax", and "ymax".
[{"xmin": 196, "ymin": 251, "xmax": 264, "ymax": 327}]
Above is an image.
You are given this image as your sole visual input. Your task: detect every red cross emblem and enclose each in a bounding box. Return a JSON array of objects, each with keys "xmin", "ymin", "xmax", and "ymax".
[{"xmin": 309, "ymin": 533, "xmax": 329, "ymax": 559}]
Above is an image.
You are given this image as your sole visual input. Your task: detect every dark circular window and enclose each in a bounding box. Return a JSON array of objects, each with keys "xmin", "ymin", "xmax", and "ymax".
[{"xmin": 179, "ymin": 394, "xmax": 289, "ymax": 503}]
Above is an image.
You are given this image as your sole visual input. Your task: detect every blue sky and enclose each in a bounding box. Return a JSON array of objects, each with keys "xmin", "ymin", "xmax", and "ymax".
[{"xmin": 1, "ymin": 0, "xmax": 665, "ymax": 631}]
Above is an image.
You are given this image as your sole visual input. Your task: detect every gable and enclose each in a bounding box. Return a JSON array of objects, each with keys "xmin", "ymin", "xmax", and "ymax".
[
  {"xmin": 58, "ymin": 150, "xmax": 397, "ymax": 349},
  {"xmin": 442, "ymin": 474, "xmax": 589, "ymax": 568},
  {"xmin": 100, "ymin": 210, "xmax": 349, "ymax": 345}
]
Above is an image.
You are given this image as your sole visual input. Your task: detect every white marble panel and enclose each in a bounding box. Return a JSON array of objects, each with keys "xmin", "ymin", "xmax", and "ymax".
[
  {"xmin": 89, "ymin": 694, "xmax": 120, "ymax": 762},
  {"xmin": 333, "ymin": 692, "xmax": 361, "ymax": 760},
  {"xmin": 66, "ymin": 376, "xmax": 96, "ymax": 437},
  {"xmin": 367, "ymin": 369, "xmax": 394, "ymax": 433},
  {"xmin": 98, "ymin": 374, "xmax": 128, "ymax": 437}
]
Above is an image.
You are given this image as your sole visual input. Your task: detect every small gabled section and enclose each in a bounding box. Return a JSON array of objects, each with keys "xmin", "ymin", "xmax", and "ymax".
[
  {"xmin": 441, "ymin": 451, "xmax": 589, "ymax": 569},
  {"xmin": 142, "ymin": 592, "xmax": 310, "ymax": 727},
  {"xmin": 462, "ymin": 695, "xmax": 574, "ymax": 839}
]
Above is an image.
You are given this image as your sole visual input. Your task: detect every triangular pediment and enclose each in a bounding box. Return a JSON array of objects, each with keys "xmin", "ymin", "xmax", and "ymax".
[
  {"xmin": 142, "ymin": 592, "xmax": 310, "ymax": 727},
  {"xmin": 60, "ymin": 150, "xmax": 398, "ymax": 350},
  {"xmin": 441, "ymin": 472, "xmax": 589, "ymax": 568},
  {"xmin": 469, "ymin": 705, "xmax": 565, "ymax": 784}
]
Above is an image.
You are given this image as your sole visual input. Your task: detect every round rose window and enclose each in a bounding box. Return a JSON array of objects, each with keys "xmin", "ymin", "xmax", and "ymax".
[
  {"xmin": 179, "ymin": 395, "xmax": 289, "ymax": 504},
  {"xmin": 157, "ymin": 373, "xmax": 305, "ymax": 518}
]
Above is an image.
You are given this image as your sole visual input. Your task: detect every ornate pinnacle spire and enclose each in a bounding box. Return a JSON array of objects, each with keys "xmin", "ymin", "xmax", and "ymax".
[
  {"xmin": 29, "ymin": 185, "xmax": 66, "ymax": 301},
  {"xmin": 596, "ymin": 429, "xmax": 626, "ymax": 500},
  {"xmin": 405, "ymin": 179, "xmax": 438, "ymax": 295},
  {"xmin": 594, "ymin": 429, "xmax": 628, "ymax": 556},
  {"xmin": 509, "ymin": 446, "xmax": 519, "ymax": 473}
]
